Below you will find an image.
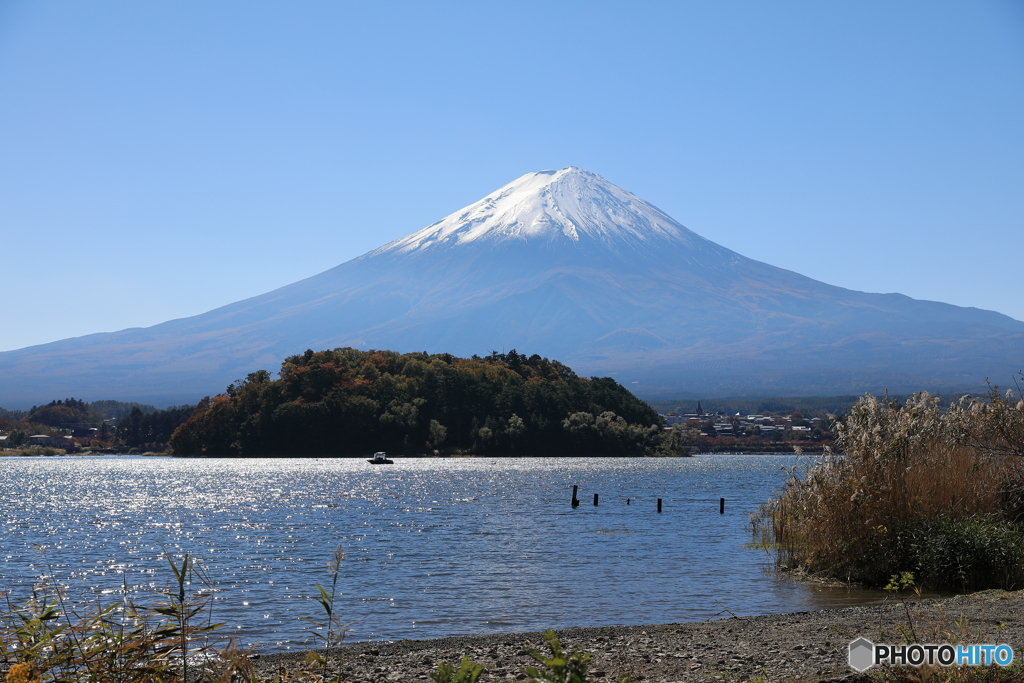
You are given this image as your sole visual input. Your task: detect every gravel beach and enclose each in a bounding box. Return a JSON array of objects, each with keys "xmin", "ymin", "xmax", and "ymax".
[{"xmin": 237, "ymin": 590, "xmax": 1023, "ymax": 682}]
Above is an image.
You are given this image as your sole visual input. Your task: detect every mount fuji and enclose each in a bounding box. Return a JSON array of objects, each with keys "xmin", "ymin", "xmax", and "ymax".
[{"xmin": 3, "ymin": 167, "xmax": 1023, "ymax": 407}]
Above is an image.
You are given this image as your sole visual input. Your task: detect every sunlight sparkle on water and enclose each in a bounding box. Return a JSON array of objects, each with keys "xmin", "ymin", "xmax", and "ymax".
[{"xmin": 0, "ymin": 456, "xmax": 887, "ymax": 648}]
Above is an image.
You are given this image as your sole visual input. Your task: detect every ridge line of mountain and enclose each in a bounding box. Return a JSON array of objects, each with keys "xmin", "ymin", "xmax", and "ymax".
[{"xmin": 1, "ymin": 166, "xmax": 1021, "ymax": 407}]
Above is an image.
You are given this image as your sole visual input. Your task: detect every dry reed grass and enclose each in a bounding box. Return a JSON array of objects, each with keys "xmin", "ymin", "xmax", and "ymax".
[{"xmin": 759, "ymin": 389, "xmax": 1024, "ymax": 590}]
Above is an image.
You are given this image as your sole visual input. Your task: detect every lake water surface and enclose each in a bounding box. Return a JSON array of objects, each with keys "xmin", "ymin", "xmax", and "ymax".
[{"xmin": 0, "ymin": 455, "xmax": 887, "ymax": 650}]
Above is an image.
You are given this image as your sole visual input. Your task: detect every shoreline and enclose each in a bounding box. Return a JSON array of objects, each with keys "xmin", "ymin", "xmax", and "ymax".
[{"xmin": 237, "ymin": 590, "xmax": 1024, "ymax": 682}]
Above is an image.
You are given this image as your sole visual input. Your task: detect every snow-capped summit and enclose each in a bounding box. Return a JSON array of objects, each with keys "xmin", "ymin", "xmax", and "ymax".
[
  {"xmin": 2, "ymin": 166, "xmax": 1024, "ymax": 407},
  {"xmin": 371, "ymin": 167, "xmax": 713, "ymax": 257}
]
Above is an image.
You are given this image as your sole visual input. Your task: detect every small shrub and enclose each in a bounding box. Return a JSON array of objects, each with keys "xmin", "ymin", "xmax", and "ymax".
[
  {"xmin": 524, "ymin": 630, "xmax": 594, "ymax": 683},
  {"xmin": 890, "ymin": 515, "xmax": 1024, "ymax": 591},
  {"xmin": 430, "ymin": 656, "xmax": 485, "ymax": 683},
  {"xmin": 431, "ymin": 631, "xmax": 612, "ymax": 683}
]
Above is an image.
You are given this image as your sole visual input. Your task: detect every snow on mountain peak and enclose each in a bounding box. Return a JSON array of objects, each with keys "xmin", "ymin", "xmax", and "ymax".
[{"xmin": 372, "ymin": 167, "xmax": 701, "ymax": 257}]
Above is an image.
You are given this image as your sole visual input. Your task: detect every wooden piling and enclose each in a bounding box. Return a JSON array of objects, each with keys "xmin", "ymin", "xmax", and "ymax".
[
  {"xmin": 657, "ymin": 498, "xmax": 662, "ymax": 513},
  {"xmin": 720, "ymin": 497, "xmax": 725, "ymax": 514},
  {"xmin": 571, "ymin": 485, "xmax": 579, "ymax": 508},
  {"xmin": 593, "ymin": 493, "xmax": 599, "ymax": 506}
]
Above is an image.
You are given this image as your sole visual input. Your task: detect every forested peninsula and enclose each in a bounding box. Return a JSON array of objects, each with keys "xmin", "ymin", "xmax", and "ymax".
[{"xmin": 169, "ymin": 349, "xmax": 677, "ymax": 457}]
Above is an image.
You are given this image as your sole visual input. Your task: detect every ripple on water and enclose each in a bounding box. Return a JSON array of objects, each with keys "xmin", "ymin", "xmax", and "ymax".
[{"xmin": 0, "ymin": 455, "xmax": 888, "ymax": 648}]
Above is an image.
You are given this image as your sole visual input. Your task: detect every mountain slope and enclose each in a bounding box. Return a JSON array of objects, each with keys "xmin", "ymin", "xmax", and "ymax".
[{"xmin": 2, "ymin": 167, "xmax": 1022, "ymax": 406}]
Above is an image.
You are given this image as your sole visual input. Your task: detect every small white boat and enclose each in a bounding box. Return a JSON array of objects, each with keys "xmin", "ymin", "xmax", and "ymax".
[{"xmin": 367, "ymin": 452, "xmax": 394, "ymax": 464}]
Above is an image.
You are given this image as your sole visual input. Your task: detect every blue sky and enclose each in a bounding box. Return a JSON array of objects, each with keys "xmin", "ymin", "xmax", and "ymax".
[{"xmin": 2, "ymin": 1, "xmax": 1022, "ymax": 353}]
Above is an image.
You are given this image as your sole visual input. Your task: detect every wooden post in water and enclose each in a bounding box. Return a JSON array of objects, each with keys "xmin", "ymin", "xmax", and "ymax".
[
  {"xmin": 657, "ymin": 498, "xmax": 662, "ymax": 513},
  {"xmin": 720, "ymin": 497, "xmax": 725, "ymax": 514},
  {"xmin": 626, "ymin": 497, "xmax": 630, "ymax": 505},
  {"xmin": 571, "ymin": 485, "xmax": 580, "ymax": 508}
]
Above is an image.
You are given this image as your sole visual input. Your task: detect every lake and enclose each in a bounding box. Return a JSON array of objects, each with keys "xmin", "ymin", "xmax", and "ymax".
[{"xmin": 0, "ymin": 455, "xmax": 887, "ymax": 651}]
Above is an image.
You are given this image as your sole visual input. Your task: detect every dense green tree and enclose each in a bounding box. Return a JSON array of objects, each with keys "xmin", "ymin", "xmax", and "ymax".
[
  {"xmin": 119, "ymin": 407, "xmax": 145, "ymax": 446},
  {"xmin": 428, "ymin": 419, "xmax": 447, "ymax": 448},
  {"xmin": 90, "ymin": 400, "xmax": 157, "ymax": 420},
  {"xmin": 117, "ymin": 404, "xmax": 196, "ymax": 448},
  {"xmin": 0, "ymin": 407, "xmax": 28, "ymax": 421},
  {"xmin": 26, "ymin": 398, "xmax": 104, "ymax": 428},
  {"xmin": 169, "ymin": 348, "xmax": 664, "ymax": 456},
  {"xmin": 5, "ymin": 429, "xmax": 29, "ymax": 447},
  {"xmin": 660, "ymin": 425, "xmax": 692, "ymax": 457}
]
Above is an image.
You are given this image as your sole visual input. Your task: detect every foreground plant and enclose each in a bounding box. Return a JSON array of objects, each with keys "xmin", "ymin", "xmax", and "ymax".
[
  {"xmin": 427, "ymin": 631, "xmax": 615, "ymax": 683},
  {"xmin": 1, "ymin": 579, "xmax": 194, "ymax": 682},
  {"xmin": 523, "ymin": 630, "xmax": 594, "ymax": 683},
  {"xmin": 5, "ymin": 662, "xmax": 42, "ymax": 683},
  {"xmin": 884, "ymin": 571, "xmax": 921, "ymax": 644},
  {"xmin": 152, "ymin": 553, "xmax": 224, "ymax": 681},
  {"xmin": 301, "ymin": 545, "xmax": 352, "ymax": 682},
  {"xmin": 429, "ymin": 656, "xmax": 485, "ymax": 683},
  {"xmin": 2, "ymin": 555, "xmax": 620, "ymax": 683}
]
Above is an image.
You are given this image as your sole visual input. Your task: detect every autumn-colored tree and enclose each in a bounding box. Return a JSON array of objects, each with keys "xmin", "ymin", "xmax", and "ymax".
[{"xmin": 169, "ymin": 348, "xmax": 663, "ymax": 456}]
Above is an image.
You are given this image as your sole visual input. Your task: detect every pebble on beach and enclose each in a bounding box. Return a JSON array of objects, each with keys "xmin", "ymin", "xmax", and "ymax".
[{"xmin": 231, "ymin": 590, "xmax": 1023, "ymax": 683}]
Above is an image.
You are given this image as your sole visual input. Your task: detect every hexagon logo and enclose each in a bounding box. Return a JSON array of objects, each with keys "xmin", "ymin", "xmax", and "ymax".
[{"xmin": 849, "ymin": 637, "xmax": 875, "ymax": 672}]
